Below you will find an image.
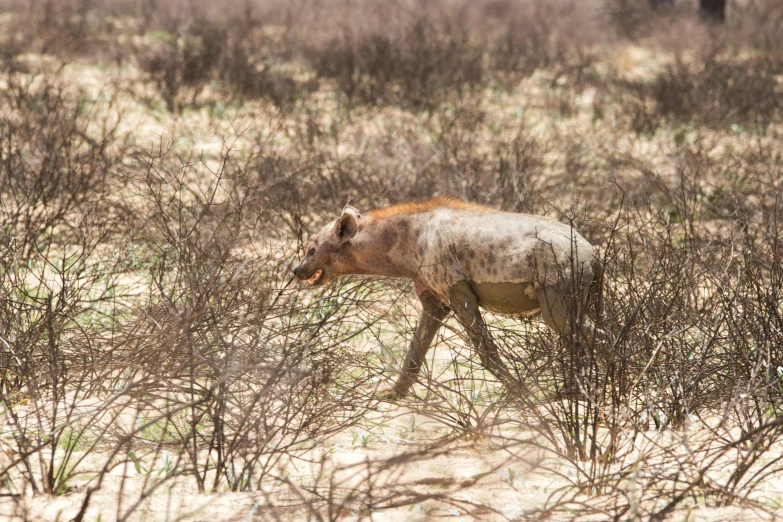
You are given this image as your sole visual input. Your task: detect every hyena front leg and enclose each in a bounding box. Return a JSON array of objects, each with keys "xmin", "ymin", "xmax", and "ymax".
[{"xmin": 384, "ymin": 290, "xmax": 450, "ymax": 399}]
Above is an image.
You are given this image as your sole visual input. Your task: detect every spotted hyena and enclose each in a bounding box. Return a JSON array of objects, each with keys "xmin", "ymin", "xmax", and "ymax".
[{"xmin": 292, "ymin": 196, "xmax": 602, "ymax": 398}]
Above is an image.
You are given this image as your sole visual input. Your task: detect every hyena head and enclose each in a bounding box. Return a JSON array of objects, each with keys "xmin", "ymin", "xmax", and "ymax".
[{"xmin": 292, "ymin": 206, "xmax": 360, "ymax": 287}]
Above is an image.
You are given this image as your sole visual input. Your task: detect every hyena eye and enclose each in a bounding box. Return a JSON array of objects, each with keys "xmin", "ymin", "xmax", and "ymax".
[{"xmin": 307, "ymin": 247, "xmax": 315, "ymax": 257}]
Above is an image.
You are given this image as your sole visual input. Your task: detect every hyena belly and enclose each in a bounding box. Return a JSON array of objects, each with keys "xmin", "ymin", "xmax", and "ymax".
[{"xmin": 472, "ymin": 282, "xmax": 541, "ymax": 317}]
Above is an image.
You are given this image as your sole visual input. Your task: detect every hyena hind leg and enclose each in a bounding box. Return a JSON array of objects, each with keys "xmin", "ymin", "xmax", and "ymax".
[{"xmin": 449, "ymin": 282, "xmax": 516, "ymax": 389}]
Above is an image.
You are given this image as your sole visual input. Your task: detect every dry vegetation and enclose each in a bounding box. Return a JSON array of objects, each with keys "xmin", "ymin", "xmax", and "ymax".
[{"xmin": 1, "ymin": 0, "xmax": 783, "ymax": 520}]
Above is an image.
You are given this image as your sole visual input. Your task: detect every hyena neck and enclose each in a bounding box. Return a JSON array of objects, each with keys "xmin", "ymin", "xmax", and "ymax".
[{"xmin": 347, "ymin": 216, "xmax": 422, "ymax": 280}]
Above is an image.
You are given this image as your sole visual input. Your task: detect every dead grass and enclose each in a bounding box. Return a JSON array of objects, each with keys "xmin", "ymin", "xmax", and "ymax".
[{"xmin": 2, "ymin": 0, "xmax": 783, "ymax": 520}]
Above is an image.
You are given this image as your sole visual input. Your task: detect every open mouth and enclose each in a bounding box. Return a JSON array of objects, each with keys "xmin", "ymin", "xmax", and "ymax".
[{"xmin": 306, "ymin": 269, "xmax": 323, "ymax": 286}]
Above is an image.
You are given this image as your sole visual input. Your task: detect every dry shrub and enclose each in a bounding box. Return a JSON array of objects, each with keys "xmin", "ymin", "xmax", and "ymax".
[
  {"xmin": 134, "ymin": 16, "xmax": 301, "ymax": 111},
  {"xmin": 304, "ymin": 9, "xmax": 483, "ymax": 110},
  {"xmin": 2, "ymin": 1, "xmax": 783, "ymax": 520},
  {"xmin": 0, "ymin": 0, "xmax": 603, "ymax": 112},
  {"xmin": 603, "ymin": 1, "xmax": 783, "ymax": 135},
  {"xmin": 607, "ymin": 0, "xmax": 686, "ymax": 40},
  {"xmin": 618, "ymin": 55, "xmax": 782, "ymax": 134},
  {"xmin": 0, "ymin": 71, "xmax": 380, "ymax": 517},
  {"xmin": 0, "ymin": 70, "xmax": 127, "ymax": 496},
  {"xmin": 302, "ymin": 0, "xmax": 604, "ymax": 109},
  {"xmin": 489, "ymin": 0, "xmax": 603, "ymax": 80},
  {"xmin": 488, "ymin": 140, "xmax": 783, "ymax": 517},
  {"xmin": 134, "ymin": 19, "xmax": 225, "ymax": 112}
]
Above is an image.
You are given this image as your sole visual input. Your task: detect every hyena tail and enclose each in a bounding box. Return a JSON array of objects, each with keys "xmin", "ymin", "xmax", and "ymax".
[{"xmin": 589, "ymin": 257, "xmax": 604, "ymax": 322}]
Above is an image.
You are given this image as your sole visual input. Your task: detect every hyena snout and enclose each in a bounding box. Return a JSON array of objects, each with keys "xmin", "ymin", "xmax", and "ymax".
[
  {"xmin": 292, "ymin": 262, "xmax": 325, "ymax": 286},
  {"xmin": 292, "ymin": 263, "xmax": 310, "ymax": 278}
]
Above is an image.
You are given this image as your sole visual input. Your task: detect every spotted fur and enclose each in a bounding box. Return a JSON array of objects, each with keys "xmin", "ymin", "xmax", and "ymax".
[{"xmin": 293, "ymin": 197, "xmax": 602, "ymax": 398}]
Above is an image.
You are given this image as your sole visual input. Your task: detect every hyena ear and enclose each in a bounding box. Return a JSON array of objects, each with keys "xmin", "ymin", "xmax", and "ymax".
[{"xmin": 336, "ymin": 207, "xmax": 360, "ymax": 240}]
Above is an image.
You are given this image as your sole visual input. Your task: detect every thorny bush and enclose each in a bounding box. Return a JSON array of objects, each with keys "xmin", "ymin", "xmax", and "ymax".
[{"xmin": 1, "ymin": 1, "xmax": 783, "ymax": 520}]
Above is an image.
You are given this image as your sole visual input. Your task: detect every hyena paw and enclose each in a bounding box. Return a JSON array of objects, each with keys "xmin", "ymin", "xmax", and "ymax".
[{"xmin": 375, "ymin": 385, "xmax": 405, "ymax": 401}]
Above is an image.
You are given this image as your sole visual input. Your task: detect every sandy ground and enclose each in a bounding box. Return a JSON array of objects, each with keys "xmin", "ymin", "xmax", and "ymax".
[
  {"xmin": 3, "ymin": 421, "xmax": 780, "ymax": 521},
  {"xmin": 4, "ymin": 339, "xmax": 783, "ymax": 522}
]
